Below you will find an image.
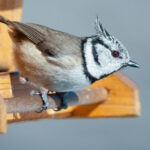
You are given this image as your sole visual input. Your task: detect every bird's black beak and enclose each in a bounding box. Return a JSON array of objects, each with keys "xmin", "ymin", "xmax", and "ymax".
[{"xmin": 128, "ymin": 60, "xmax": 139, "ymax": 68}]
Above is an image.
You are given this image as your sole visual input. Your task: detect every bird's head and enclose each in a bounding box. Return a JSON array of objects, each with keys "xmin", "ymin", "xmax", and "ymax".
[{"xmin": 82, "ymin": 17, "xmax": 139, "ymax": 82}]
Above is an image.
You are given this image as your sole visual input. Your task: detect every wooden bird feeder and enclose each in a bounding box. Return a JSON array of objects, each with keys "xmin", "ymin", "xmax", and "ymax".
[{"xmin": 0, "ymin": 0, "xmax": 140, "ymax": 134}]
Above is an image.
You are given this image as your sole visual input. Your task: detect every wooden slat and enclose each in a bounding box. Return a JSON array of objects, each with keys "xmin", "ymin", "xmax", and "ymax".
[
  {"xmin": 0, "ymin": 73, "xmax": 12, "ymax": 98},
  {"xmin": 0, "ymin": 0, "xmax": 22, "ymax": 71},
  {"xmin": 0, "ymin": 96, "xmax": 7, "ymax": 134}
]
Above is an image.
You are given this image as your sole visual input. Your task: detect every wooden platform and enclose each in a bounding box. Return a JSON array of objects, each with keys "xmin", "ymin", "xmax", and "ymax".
[{"xmin": 0, "ymin": 71, "xmax": 140, "ymax": 134}]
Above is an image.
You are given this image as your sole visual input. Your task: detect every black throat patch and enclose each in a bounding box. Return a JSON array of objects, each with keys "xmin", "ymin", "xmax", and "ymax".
[{"xmin": 81, "ymin": 38, "xmax": 98, "ymax": 84}]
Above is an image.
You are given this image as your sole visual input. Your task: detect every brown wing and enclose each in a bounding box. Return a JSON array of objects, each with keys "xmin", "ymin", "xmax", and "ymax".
[
  {"xmin": 12, "ymin": 22, "xmax": 45, "ymax": 45},
  {"xmin": 0, "ymin": 16, "xmax": 59, "ymax": 56},
  {"xmin": 10, "ymin": 22, "xmax": 59, "ymax": 56},
  {"xmin": 0, "ymin": 15, "xmax": 82, "ymax": 57}
]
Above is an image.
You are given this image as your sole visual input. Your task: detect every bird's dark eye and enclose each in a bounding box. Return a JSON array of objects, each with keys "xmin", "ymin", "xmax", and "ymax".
[{"xmin": 112, "ymin": 50, "xmax": 119, "ymax": 58}]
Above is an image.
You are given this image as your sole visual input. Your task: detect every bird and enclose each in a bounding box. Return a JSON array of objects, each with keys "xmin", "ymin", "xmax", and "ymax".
[{"xmin": 0, "ymin": 16, "xmax": 139, "ymax": 112}]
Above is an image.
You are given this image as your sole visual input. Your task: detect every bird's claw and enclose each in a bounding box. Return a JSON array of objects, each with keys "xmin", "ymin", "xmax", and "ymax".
[
  {"xmin": 30, "ymin": 89, "xmax": 49, "ymax": 113},
  {"xmin": 30, "ymin": 90, "xmax": 68, "ymax": 112}
]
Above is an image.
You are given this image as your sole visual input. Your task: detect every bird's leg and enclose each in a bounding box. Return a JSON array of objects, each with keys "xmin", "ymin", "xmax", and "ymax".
[
  {"xmin": 54, "ymin": 92, "xmax": 68, "ymax": 111},
  {"xmin": 20, "ymin": 76, "xmax": 49, "ymax": 113}
]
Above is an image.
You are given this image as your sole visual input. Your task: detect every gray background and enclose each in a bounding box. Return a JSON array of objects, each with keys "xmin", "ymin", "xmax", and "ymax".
[{"xmin": 0, "ymin": 0, "xmax": 150, "ymax": 150}]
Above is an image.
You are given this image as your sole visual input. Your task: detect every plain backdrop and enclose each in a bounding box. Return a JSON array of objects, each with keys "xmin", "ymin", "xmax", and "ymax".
[{"xmin": 0, "ymin": 0, "xmax": 150, "ymax": 150}]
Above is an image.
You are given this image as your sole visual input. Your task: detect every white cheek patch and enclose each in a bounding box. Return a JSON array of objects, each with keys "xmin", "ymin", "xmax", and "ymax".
[
  {"xmin": 95, "ymin": 44, "xmax": 111, "ymax": 66},
  {"xmin": 84, "ymin": 39, "xmax": 102, "ymax": 79}
]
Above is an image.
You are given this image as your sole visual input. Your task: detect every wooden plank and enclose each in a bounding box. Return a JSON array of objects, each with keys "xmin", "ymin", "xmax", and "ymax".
[
  {"xmin": 0, "ymin": 96, "xmax": 7, "ymax": 134},
  {"xmin": 0, "ymin": 73, "xmax": 12, "ymax": 98},
  {"xmin": 71, "ymin": 72, "xmax": 140, "ymax": 118},
  {"xmin": 0, "ymin": 0, "xmax": 22, "ymax": 71}
]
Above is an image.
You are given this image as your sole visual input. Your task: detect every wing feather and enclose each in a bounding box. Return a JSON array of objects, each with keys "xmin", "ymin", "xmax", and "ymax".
[
  {"xmin": 0, "ymin": 15, "xmax": 82, "ymax": 57},
  {"xmin": 10, "ymin": 22, "xmax": 58, "ymax": 56}
]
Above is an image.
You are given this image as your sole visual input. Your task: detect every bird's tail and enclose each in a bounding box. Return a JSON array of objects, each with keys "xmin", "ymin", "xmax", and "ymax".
[{"xmin": 0, "ymin": 15, "xmax": 13, "ymax": 26}]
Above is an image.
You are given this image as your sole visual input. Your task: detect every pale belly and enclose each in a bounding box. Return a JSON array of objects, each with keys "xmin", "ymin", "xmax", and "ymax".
[{"xmin": 26, "ymin": 66, "xmax": 90, "ymax": 92}]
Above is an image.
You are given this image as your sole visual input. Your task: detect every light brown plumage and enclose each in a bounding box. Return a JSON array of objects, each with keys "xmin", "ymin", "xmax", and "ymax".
[{"xmin": 0, "ymin": 16, "xmax": 89, "ymax": 92}]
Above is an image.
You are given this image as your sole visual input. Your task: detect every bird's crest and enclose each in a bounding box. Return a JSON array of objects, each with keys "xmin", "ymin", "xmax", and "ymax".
[{"xmin": 95, "ymin": 16, "xmax": 114, "ymax": 42}]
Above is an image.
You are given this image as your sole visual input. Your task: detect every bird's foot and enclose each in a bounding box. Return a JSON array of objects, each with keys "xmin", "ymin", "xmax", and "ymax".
[
  {"xmin": 54, "ymin": 93, "xmax": 68, "ymax": 111},
  {"xmin": 30, "ymin": 88, "xmax": 49, "ymax": 113}
]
